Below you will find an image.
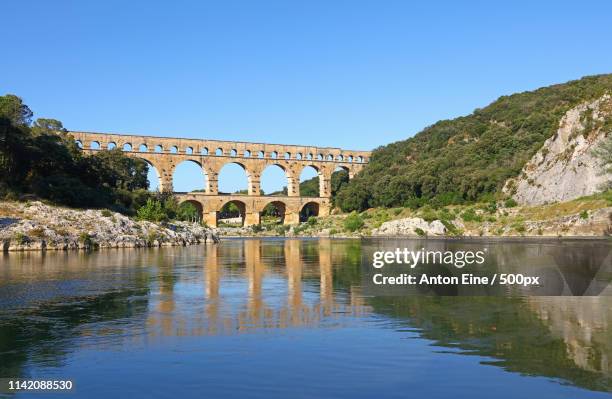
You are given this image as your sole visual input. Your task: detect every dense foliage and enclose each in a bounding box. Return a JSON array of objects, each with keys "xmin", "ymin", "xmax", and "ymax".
[
  {"xmin": 335, "ymin": 74, "xmax": 612, "ymax": 211},
  {"xmin": 0, "ymin": 94, "xmax": 150, "ymax": 213},
  {"xmin": 136, "ymin": 194, "xmax": 200, "ymax": 222}
]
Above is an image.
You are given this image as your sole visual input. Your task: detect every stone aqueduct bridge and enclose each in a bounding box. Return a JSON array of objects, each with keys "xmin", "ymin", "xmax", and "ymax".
[{"xmin": 70, "ymin": 131, "xmax": 370, "ymax": 227}]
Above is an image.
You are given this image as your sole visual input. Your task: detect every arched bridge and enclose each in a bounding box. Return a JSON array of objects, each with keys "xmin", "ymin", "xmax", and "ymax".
[{"xmin": 70, "ymin": 131, "xmax": 370, "ymax": 227}]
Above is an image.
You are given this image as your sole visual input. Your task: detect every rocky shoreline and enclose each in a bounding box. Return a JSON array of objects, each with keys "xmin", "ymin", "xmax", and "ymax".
[
  {"xmin": 0, "ymin": 201, "xmax": 218, "ymax": 252},
  {"xmin": 370, "ymin": 208, "xmax": 612, "ymax": 238},
  {"xmin": 1, "ymin": 198, "xmax": 610, "ymax": 252}
]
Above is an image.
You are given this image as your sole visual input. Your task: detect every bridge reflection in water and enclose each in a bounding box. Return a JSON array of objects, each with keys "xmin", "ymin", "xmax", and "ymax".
[
  {"xmin": 1, "ymin": 239, "xmax": 610, "ymax": 394},
  {"xmin": 146, "ymin": 239, "xmax": 371, "ymax": 339}
]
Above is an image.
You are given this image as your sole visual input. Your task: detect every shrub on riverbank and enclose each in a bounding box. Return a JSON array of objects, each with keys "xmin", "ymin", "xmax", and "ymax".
[
  {"xmin": 137, "ymin": 199, "xmax": 169, "ymax": 222},
  {"xmin": 343, "ymin": 212, "xmax": 364, "ymax": 232}
]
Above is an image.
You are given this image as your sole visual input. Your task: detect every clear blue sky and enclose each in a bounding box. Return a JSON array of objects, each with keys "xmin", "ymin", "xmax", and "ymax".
[{"xmin": 2, "ymin": 1, "xmax": 612, "ymax": 192}]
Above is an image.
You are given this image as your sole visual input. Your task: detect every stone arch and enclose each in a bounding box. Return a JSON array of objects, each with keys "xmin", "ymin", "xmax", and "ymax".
[
  {"xmin": 201, "ymin": 147, "xmax": 208, "ymax": 155},
  {"xmin": 172, "ymin": 160, "xmax": 208, "ymax": 193},
  {"xmin": 154, "ymin": 144, "xmax": 163, "ymax": 153},
  {"xmin": 270, "ymin": 151, "xmax": 278, "ymax": 159},
  {"xmin": 122, "ymin": 143, "xmax": 132, "ymax": 151},
  {"xmin": 230, "ymin": 149, "xmax": 237, "ymax": 156},
  {"xmin": 299, "ymin": 165, "xmax": 325, "ymax": 197},
  {"xmin": 75, "ymin": 140, "xmax": 83, "ymax": 149},
  {"xmin": 218, "ymin": 199, "xmax": 247, "ymax": 227},
  {"xmin": 108, "ymin": 142, "xmax": 117, "ymax": 150},
  {"xmin": 177, "ymin": 199, "xmax": 203, "ymax": 222},
  {"xmin": 217, "ymin": 161, "xmax": 251, "ymax": 195},
  {"xmin": 215, "ymin": 147, "xmax": 223, "ymax": 156},
  {"xmin": 90, "ymin": 141, "xmax": 101, "ymax": 150},
  {"xmin": 244, "ymin": 149, "xmax": 251, "ymax": 157},
  {"xmin": 185, "ymin": 146, "xmax": 193, "ymax": 154},
  {"xmin": 170, "ymin": 145, "xmax": 178, "ymax": 154},
  {"xmin": 258, "ymin": 150, "xmax": 265, "ymax": 158},
  {"xmin": 138, "ymin": 158, "xmax": 161, "ymax": 191},
  {"xmin": 139, "ymin": 143, "xmax": 148, "ymax": 152},
  {"xmin": 284, "ymin": 152, "xmax": 291, "ymax": 160},
  {"xmin": 260, "ymin": 200, "xmax": 287, "ymax": 225},
  {"xmin": 260, "ymin": 164, "xmax": 290, "ymax": 196},
  {"xmin": 300, "ymin": 202, "xmax": 320, "ymax": 222}
]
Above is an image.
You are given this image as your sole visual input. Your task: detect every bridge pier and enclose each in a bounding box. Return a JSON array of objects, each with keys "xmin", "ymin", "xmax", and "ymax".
[
  {"xmin": 160, "ymin": 176, "xmax": 174, "ymax": 192},
  {"xmin": 320, "ymin": 177, "xmax": 331, "ymax": 198},
  {"xmin": 249, "ymin": 179, "xmax": 261, "ymax": 196},
  {"xmin": 284, "ymin": 211, "xmax": 300, "ymax": 225},
  {"xmin": 207, "ymin": 175, "xmax": 219, "ymax": 195},
  {"xmin": 204, "ymin": 211, "xmax": 218, "ymax": 228},
  {"xmin": 287, "ymin": 176, "xmax": 299, "ymax": 197},
  {"xmin": 244, "ymin": 212, "xmax": 260, "ymax": 227}
]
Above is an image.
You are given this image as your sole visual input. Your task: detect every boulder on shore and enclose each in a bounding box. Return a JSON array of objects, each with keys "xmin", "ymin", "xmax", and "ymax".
[{"xmin": 372, "ymin": 217, "xmax": 449, "ymax": 236}]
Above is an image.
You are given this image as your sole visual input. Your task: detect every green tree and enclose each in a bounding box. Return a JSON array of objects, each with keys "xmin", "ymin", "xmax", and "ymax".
[
  {"xmin": 89, "ymin": 148, "xmax": 149, "ymax": 191},
  {"xmin": 0, "ymin": 117, "xmax": 30, "ymax": 187},
  {"xmin": 136, "ymin": 199, "xmax": 168, "ymax": 222},
  {"xmin": 177, "ymin": 202, "xmax": 199, "ymax": 221},
  {"xmin": 0, "ymin": 94, "xmax": 33, "ymax": 126},
  {"xmin": 592, "ymin": 135, "xmax": 612, "ymax": 189},
  {"xmin": 0, "ymin": 94, "xmax": 152, "ymax": 212},
  {"xmin": 31, "ymin": 118, "xmax": 67, "ymax": 135}
]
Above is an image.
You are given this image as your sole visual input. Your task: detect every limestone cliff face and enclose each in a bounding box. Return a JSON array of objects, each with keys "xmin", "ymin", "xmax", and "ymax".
[{"xmin": 504, "ymin": 95, "xmax": 612, "ymax": 205}]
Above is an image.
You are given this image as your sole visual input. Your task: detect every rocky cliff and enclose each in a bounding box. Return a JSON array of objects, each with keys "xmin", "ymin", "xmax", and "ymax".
[{"xmin": 504, "ymin": 95, "xmax": 612, "ymax": 205}]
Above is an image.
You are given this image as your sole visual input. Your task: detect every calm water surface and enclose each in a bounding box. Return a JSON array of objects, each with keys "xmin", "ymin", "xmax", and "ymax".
[{"xmin": 0, "ymin": 238, "xmax": 610, "ymax": 398}]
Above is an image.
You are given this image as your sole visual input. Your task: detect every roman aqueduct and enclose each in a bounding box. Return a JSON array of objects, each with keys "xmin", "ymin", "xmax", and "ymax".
[{"xmin": 70, "ymin": 131, "xmax": 370, "ymax": 227}]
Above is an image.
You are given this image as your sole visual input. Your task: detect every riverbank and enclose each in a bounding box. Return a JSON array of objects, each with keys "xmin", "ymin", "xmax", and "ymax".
[
  {"xmin": 1, "ymin": 192, "xmax": 610, "ymax": 252},
  {"xmin": 0, "ymin": 201, "xmax": 216, "ymax": 251},
  {"xmin": 217, "ymin": 191, "xmax": 612, "ymax": 238}
]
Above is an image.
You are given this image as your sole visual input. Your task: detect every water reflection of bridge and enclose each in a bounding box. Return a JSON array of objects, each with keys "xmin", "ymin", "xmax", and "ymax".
[
  {"xmin": 2, "ymin": 240, "xmax": 611, "ymax": 391},
  {"xmin": 147, "ymin": 239, "xmax": 371, "ymax": 338}
]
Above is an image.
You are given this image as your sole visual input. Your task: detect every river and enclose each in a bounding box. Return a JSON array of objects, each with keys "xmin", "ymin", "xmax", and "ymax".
[{"xmin": 0, "ymin": 238, "xmax": 610, "ymax": 398}]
